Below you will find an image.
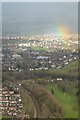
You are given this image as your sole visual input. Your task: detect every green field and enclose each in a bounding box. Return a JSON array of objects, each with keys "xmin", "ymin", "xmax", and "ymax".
[
  {"xmin": 0, "ymin": 116, "xmax": 10, "ymax": 119},
  {"xmin": 46, "ymin": 82, "xmax": 78, "ymax": 118},
  {"xmin": 31, "ymin": 46, "xmax": 48, "ymax": 51}
]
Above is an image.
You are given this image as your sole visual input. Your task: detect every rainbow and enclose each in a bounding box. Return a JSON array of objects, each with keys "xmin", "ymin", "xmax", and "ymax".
[{"xmin": 54, "ymin": 24, "xmax": 71, "ymax": 38}]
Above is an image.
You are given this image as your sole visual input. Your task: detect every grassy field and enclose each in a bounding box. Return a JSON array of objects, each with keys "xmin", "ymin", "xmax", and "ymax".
[
  {"xmin": 0, "ymin": 116, "xmax": 10, "ymax": 119},
  {"xmin": 31, "ymin": 46, "xmax": 48, "ymax": 51},
  {"xmin": 46, "ymin": 82, "xmax": 78, "ymax": 118}
]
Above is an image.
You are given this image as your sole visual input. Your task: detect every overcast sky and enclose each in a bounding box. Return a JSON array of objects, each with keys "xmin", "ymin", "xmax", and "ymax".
[
  {"xmin": 1, "ymin": 0, "xmax": 79, "ymax": 2},
  {"xmin": 2, "ymin": 2, "xmax": 78, "ymax": 36}
]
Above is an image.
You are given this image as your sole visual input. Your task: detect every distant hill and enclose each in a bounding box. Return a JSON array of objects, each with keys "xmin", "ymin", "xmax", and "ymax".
[
  {"xmin": 58, "ymin": 60, "xmax": 78, "ymax": 80},
  {"xmin": 34, "ymin": 60, "xmax": 79, "ymax": 80}
]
